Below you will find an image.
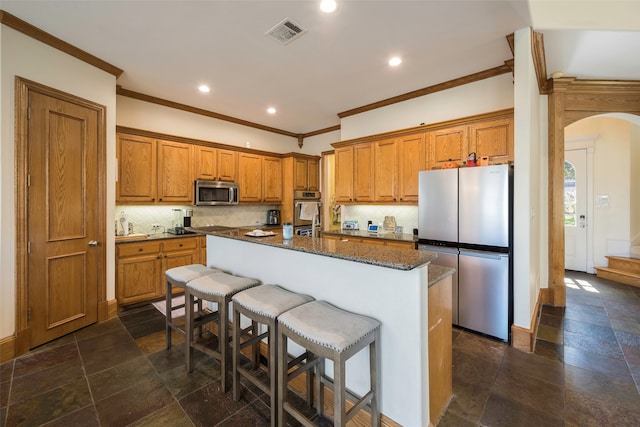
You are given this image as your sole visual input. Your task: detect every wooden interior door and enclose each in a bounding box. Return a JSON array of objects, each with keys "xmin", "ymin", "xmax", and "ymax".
[{"xmin": 27, "ymin": 90, "xmax": 102, "ymax": 348}]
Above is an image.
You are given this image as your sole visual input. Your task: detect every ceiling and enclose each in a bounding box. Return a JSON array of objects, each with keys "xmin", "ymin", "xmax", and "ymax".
[{"xmin": 2, "ymin": 1, "xmax": 639, "ymax": 135}]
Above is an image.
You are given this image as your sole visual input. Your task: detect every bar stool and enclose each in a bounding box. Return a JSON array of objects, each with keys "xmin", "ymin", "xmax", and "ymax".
[
  {"xmin": 232, "ymin": 285, "xmax": 315, "ymax": 426},
  {"xmin": 185, "ymin": 272, "xmax": 260, "ymax": 392},
  {"xmin": 277, "ymin": 301, "xmax": 381, "ymax": 427},
  {"xmin": 165, "ymin": 264, "xmax": 223, "ymax": 349}
]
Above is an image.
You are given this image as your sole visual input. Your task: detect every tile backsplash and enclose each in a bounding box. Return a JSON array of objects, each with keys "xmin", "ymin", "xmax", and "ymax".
[
  {"xmin": 339, "ymin": 205, "xmax": 418, "ymax": 234},
  {"xmin": 114, "ymin": 205, "xmax": 279, "ymax": 235}
]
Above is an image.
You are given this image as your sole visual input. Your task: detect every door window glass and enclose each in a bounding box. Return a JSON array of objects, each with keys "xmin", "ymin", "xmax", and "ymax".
[{"xmin": 564, "ymin": 160, "xmax": 576, "ymax": 226}]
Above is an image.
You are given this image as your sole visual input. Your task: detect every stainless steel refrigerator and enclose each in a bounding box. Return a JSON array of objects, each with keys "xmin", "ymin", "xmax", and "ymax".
[{"xmin": 418, "ymin": 164, "xmax": 513, "ymax": 342}]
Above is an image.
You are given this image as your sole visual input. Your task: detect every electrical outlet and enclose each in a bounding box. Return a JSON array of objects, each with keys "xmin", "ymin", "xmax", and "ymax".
[{"xmin": 151, "ymin": 224, "xmax": 161, "ymax": 232}]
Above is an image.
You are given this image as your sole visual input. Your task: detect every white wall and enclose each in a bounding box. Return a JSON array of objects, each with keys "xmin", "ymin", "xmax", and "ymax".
[
  {"xmin": 341, "ymin": 73, "xmax": 514, "ymax": 140},
  {"xmin": 117, "ymin": 96, "xmax": 337, "ymax": 155},
  {"xmin": 1, "ymin": 26, "xmax": 117, "ymax": 338},
  {"xmin": 565, "ymin": 116, "xmax": 637, "ymax": 262},
  {"xmin": 512, "ymin": 28, "xmax": 544, "ymax": 328}
]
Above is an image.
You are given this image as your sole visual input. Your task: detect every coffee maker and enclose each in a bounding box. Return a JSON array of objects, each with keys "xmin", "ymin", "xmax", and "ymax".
[{"xmin": 267, "ymin": 209, "xmax": 280, "ymax": 225}]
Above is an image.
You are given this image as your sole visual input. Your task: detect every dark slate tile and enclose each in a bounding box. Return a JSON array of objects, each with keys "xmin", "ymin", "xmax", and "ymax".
[
  {"xmin": 536, "ymin": 324, "xmax": 563, "ymax": 344},
  {"xmin": 452, "ymin": 331, "xmax": 506, "ymax": 367},
  {"xmin": 81, "ymin": 339, "xmax": 144, "ymax": 375},
  {"xmin": 0, "ymin": 359, "xmax": 14, "ymax": 382},
  {"xmin": 563, "ymin": 330, "xmax": 624, "ymax": 360},
  {"xmin": 539, "ymin": 313, "xmax": 563, "ymax": 328},
  {"xmin": 533, "ymin": 339, "xmax": 564, "ymax": 362},
  {"xmin": 610, "ymin": 317, "xmax": 640, "ymax": 335},
  {"xmin": 9, "ymin": 359, "xmax": 85, "ymax": 405},
  {"xmin": 492, "ymin": 365, "xmax": 564, "ymax": 420},
  {"xmin": 435, "ymin": 409, "xmax": 478, "ymax": 427},
  {"xmin": 88, "ymin": 356, "xmax": 158, "ymax": 401},
  {"xmin": 540, "ymin": 305, "xmax": 565, "ymax": 317},
  {"xmin": 74, "ymin": 318, "xmax": 126, "ymax": 342},
  {"xmin": 147, "ymin": 346, "xmax": 188, "ymax": 374},
  {"xmin": 499, "ymin": 346, "xmax": 564, "ymax": 387},
  {"xmin": 565, "ymin": 364, "xmax": 640, "ymax": 410},
  {"xmin": 563, "ymin": 306, "xmax": 612, "ymax": 327},
  {"xmin": 5, "ymin": 378, "xmax": 92, "ymax": 426},
  {"xmin": 563, "ymin": 345, "xmax": 632, "ymax": 382},
  {"xmin": 565, "ymin": 388, "xmax": 640, "ymax": 427},
  {"xmin": 563, "ymin": 318, "xmax": 617, "ymax": 341},
  {"xmin": 179, "ymin": 380, "xmax": 255, "ymax": 426},
  {"xmin": 76, "ymin": 328, "xmax": 135, "ymax": 355},
  {"xmin": 1, "ymin": 377, "xmax": 10, "ymax": 409},
  {"xmin": 128, "ymin": 402, "xmax": 194, "ymax": 427},
  {"xmin": 126, "ymin": 316, "xmax": 167, "ymax": 340},
  {"xmin": 158, "ymin": 359, "xmax": 218, "ymax": 400},
  {"xmin": 216, "ymin": 398, "xmax": 271, "ymax": 427},
  {"xmin": 480, "ymin": 392, "xmax": 564, "ymax": 427},
  {"xmin": 13, "ymin": 343, "xmax": 80, "ymax": 379},
  {"xmin": 41, "ymin": 404, "xmax": 99, "ymax": 427},
  {"xmin": 119, "ymin": 305, "xmax": 165, "ymax": 329},
  {"xmin": 94, "ymin": 375, "xmax": 174, "ymax": 426},
  {"xmin": 603, "ymin": 300, "xmax": 640, "ymax": 323}
]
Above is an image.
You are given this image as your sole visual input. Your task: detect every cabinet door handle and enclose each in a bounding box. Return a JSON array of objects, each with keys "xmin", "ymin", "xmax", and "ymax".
[
  {"xmin": 88, "ymin": 240, "xmax": 98, "ymax": 247},
  {"xmin": 138, "ymin": 248, "xmax": 143, "ymax": 252}
]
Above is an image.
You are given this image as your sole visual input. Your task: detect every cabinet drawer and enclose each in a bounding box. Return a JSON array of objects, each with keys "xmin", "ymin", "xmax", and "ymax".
[
  {"xmin": 163, "ymin": 237, "xmax": 198, "ymax": 252},
  {"xmin": 118, "ymin": 241, "xmax": 162, "ymax": 257}
]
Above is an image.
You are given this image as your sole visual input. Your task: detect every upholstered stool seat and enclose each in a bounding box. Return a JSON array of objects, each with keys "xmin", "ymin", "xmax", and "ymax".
[
  {"xmin": 232, "ymin": 285, "xmax": 314, "ymax": 426},
  {"xmin": 164, "ymin": 264, "xmax": 223, "ymax": 349},
  {"xmin": 185, "ymin": 272, "xmax": 260, "ymax": 392},
  {"xmin": 277, "ymin": 301, "xmax": 381, "ymax": 427}
]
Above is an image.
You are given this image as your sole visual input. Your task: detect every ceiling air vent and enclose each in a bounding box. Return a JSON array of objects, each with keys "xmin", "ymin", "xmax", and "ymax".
[{"xmin": 265, "ymin": 18, "xmax": 307, "ymax": 45}]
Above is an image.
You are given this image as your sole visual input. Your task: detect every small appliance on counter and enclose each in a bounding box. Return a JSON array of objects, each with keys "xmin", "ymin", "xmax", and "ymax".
[
  {"xmin": 267, "ymin": 209, "xmax": 280, "ymax": 225},
  {"xmin": 342, "ymin": 220, "xmax": 359, "ymax": 230},
  {"xmin": 168, "ymin": 208, "xmax": 196, "ymax": 235}
]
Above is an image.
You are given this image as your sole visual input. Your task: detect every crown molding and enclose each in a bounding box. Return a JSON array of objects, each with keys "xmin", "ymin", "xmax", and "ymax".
[{"xmin": 0, "ymin": 10, "xmax": 123, "ymax": 77}]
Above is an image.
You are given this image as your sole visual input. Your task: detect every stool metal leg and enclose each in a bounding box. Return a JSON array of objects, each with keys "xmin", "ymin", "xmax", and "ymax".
[
  {"xmin": 165, "ymin": 279, "xmax": 172, "ymax": 349},
  {"xmin": 219, "ymin": 297, "xmax": 229, "ymax": 392},
  {"xmin": 277, "ymin": 330, "xmax": 287, "ymax": 427},
  {"xmin": 185, "ymin": 290, "xmax": 195, "ymax": 373},
  {"xmin": 334, "ymin": 356, "xmax": 346, "ymax": 426},
  {"xmin": 371, "ymin": 329, "xmax": 380, "ymax": 427},
  {"xmin": 232, "ymin": 306, "xmax": 241, "ymax": 401}
]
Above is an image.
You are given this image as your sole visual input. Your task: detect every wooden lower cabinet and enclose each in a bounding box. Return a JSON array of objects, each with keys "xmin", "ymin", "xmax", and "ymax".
[
  {"xmin": 116, "ymin": 236, "xmax": 203, "ymax": 305},
  {"xmin": 428, "ymin": 274, "xmax": 453, "ymax": 424}
]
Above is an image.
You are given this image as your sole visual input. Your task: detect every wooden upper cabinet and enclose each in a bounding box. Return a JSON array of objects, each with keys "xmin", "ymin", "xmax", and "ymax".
[
  {"xmin": 293, "ymin": 157, "xmax": 308, "ymax": 191},
  {"xmin": 428, "ymin": 125, "xmax": 469, "ymax": 169},
  {"xmin": 334, "ymin": 146, "xmax": 354, "ymax": 202},
  {"xmin": 195, "ymin": 146, "xmax": 238, "ymax": 182},
  {"xmin": 292, "ymin": 157, "xmax": 320, "ymax": 191},
  {"xmin": 307, "ymin": 159, "xmax": 319, "ymax": 191},
  {"xmin": 353, "ymin": 143, "xmax": 375, "ymax": 202},
  {"xmin": 116, "ymin": 134, "xmax": 157, "ymax": 203},
  {"xmin": 238, "ymin": 152, "xmax": 263, "ymax": 202},
  {"xmin": 217, "ymin": 148, "xmax": 238, "ymax": 182},
  {"xmin": 263, "ymin": 156, "xmax": 283, "ymax": 202},
  {"xmin": 398, "ymin": 133, "xmax": 426, "ymax": 202},
  {"xmin": 469, "ymin": 117, "xmax": 513, "ymax": 163},
  {"xmin": 157, "ymin": 140, "xmax": 194, "ymax": 204},
  {"xmin": 195, "ymin": 146, "xmax": 217, "ymax": 180},
  {"xmin": 374, "ymin": 138, "xmax": 398, "ymax": 202}
]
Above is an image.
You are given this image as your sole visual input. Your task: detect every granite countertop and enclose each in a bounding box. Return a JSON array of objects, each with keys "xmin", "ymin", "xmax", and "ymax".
[
  {"xmin": 204, "ymin": 227, "xmax": 435, "ymax": 271},
  {"xmin": 428, "ymin": 264, "xmax": 456, "ymax": 287},
  {"xmin": 114, "ymin": 230, "xmax": 205, "ymax": 243},
  {"xmin": 322, "ymin": 228, "xmax": 418, "ymax": 244}
]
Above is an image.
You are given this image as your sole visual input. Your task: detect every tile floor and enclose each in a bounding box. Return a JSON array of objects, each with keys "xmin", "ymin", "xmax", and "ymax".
[{"xmin": 1, "ymin": 270, "xmax": 639, "ymax": 426}]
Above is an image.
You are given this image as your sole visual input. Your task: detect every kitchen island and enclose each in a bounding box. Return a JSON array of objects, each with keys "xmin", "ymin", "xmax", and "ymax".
[{"xmin": 203, "ymin": 228, "xmax": 443, "ymax": 426}]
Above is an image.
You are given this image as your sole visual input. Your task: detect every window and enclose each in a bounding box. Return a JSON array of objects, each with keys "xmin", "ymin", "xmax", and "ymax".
[{"xmin": 564, "ymin": 160, "xmax": 576, "ymax": 226}]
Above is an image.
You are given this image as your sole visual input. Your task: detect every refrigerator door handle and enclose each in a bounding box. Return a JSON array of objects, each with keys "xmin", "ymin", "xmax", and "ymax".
[{"xmin": 459, "ymin": 249, "xmax": 507, "ymax": 260}]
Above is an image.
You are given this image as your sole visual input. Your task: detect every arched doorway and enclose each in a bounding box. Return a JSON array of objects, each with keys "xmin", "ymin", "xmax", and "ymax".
[{"xmin": 548, "ymin": 79, "xmax": 640, "ymax": 307}]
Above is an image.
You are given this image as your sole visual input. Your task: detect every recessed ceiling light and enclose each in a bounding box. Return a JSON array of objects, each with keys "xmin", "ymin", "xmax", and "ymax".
[
  {"xmin": 198, "ymin": 85, "xmax": 210, "ymax": 93},
  {"xmin": 388, "ymin": 57, "xmax": 402, "ymax": 67},
  {"xmin": 320, "ymin": 0, "xmax": 337, "ymax": 13},
  {"xmin": 267, "ymin": 107, "xmax": 277, "ymax": 114}
]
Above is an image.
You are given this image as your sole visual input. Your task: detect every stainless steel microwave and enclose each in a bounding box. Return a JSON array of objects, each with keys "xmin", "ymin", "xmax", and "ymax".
[{"xmin": 194, "ymin": 180, "xmax": 239, "ymax": 205}]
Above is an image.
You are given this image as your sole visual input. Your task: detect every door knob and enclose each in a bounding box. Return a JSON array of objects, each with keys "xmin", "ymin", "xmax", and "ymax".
[{"xmin": 88, "ymin": 240, "xmax": 98, "ymax": 247}]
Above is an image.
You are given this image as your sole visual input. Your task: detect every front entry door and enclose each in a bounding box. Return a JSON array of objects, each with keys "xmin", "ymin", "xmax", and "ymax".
[
  {"xmin": 27, "ymin": 88, "xmax": 102, "ymax": 348},
  {"xmin": 564, "ymin": 149, "xmax": 588, "ymax": 272}
]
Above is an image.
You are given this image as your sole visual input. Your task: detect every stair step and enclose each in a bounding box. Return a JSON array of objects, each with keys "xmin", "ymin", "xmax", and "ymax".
[
  {"xmin": 595, "ymin": 267, "xmax": 640, "ymax": 287},
  {"xmin": 606, "ymin": 256, "xmax": 640, "ymax": 273}
]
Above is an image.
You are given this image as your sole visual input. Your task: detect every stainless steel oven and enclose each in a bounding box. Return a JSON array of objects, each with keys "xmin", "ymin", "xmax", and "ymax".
[{"xmin": 293, "ymin": 190, "xmax": 321, "ymax": 234}]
